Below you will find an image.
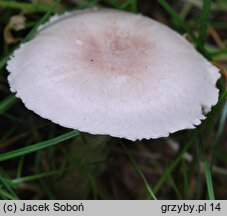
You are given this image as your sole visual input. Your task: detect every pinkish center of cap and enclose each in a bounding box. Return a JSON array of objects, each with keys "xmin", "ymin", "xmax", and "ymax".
[{"xmin": 78, "ymin": 29, "xmax": 151, "ymax": 76}]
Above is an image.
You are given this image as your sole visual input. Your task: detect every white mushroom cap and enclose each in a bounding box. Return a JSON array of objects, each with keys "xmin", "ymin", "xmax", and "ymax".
[{"xmin": 7, "ymin": 9, "xmax": 220, "ymax": 141}]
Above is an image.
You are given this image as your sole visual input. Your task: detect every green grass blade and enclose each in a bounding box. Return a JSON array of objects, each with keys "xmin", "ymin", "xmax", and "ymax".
[
  {"xmin": 23, "ymin": 0, "xmax": 62, "ymax": 42},
  {"xmin": 168, "ymin": 174, "xmax": 182, "ymax": 199},
  {"xmin": 198, "ymin": 0, "xmax": 211, "ymax": 48},
  {"xmin": 118, "ymin": 0, "xmax": 137, "ymax": 12},
  {"xmin": 182, "ymin": 160, "xmax": 189, "ymax": 199},
  {"xmin": 0, "ymin": 0, "xmax": 62, "ymax": 13},
  {"xmin": 214, "ymin": 101, "xmax": 227, "ymax": 146},
  {"xmin": 0, "ymin": 188, "xmax": 7, "ymax": 199},
  {"xmin": 182, "ymin": 0, "xmax": 227, "ymax": 12},
  {"xmin": 210, "ymin": 49, "xmax": 227, "ymax": 59},
  {"xmin": 105, "ymin": 0, "xmax": 122, "ymax": 9},
  {"xmin": 0, "ymin": 188, "xmax": 17, "ymax": 200},
  {"xmin": 157, "ymin": 0, "xmax": 198, "ymax": 44},
  {"xmin": 205, "ymin": 159, "xmax": 215, "ymax": 200},
  {"xmin": 105, "ymin": 0, "xmax": 137, "ymax": 12},
  {"xmin": 210, "ymin": 22, "xmax": 227, "ymax": 29},
  {"xmin": 16, "ymin": 157, "xmax": 25, "ymax": 178},
  {"xmin": 121, "ymin": 143, "xmax": 157, "ymax": 200},
  {"xmin": 11, "ymin": 170, "xmax": 61, "ymax": 186},
  {"xmin": 0, "ymin": 0, "xmax": 62, "ymax": 72},
  {"xmin": 0, "ymin": 55, "xmax": 9, "ymax": 72},
  {"xmin": 0, "ymin": 171, "xmax": 19, "ymax": 199},
  {"xmin": 77, "ymin": 0, "xmax": 99, "ymax": 9},
  {"xmin": 195, "ymin": 140, "xmax": 202, "ymax": 199},
  {"xmin": 209, "ymin": 100, "xmax": 227, "ymax": 171},
  {"xmin": 0, "ymin": 94, "xmax": 17, "ymax": 115},
  {"xmin": 154, "ymin": 134, "xmax": 196, "ymax": 193},
  {"xmin": 130, "ymin": 0, "xmax": 137, "ymax": 12},
  {"xmin": 0, "ymin": 130, "xmax": 80, "ymax": 162}
]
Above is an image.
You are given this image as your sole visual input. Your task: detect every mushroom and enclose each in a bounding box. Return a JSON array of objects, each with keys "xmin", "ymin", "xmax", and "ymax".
[{"xmin": 7, "ymin": 8, "xmax": 220, "ymax": 141}]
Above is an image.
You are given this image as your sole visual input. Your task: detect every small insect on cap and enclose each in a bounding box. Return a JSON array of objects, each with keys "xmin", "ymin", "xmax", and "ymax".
[{"xmin": 7, "ymin": 9, "xmax": 220, "ymax": 141}]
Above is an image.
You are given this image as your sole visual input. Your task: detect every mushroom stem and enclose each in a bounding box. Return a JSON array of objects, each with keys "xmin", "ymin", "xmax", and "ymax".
[{"xmin": 53, "ymin": 133, "xmax": 109, "ymax": 199}]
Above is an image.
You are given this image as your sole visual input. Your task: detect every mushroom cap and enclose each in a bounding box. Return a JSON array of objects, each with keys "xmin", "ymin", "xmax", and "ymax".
[{"xmin": 7, "ymin": 8, "xmax": 220, "ymax": 141}]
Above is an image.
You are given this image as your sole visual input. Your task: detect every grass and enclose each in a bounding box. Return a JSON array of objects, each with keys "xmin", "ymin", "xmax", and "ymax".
[
  {"xmin": 0, "ymin": 0, "xmax": 226, "ymax": 200},
  {"xmin": 153, "ymin": 132, "xmax": 197, "ymax": 194},
  {"xmin": 197, "ymin": 0, "xmax": 211, "ymax": 56},
  {"xmin": 0, "ymin": 0, "xmax": 63, "ymax": 13},
  {"xmin": 157, "ymin": 0, "xmax": 198, "ymax": 44},
  {"xmin": 121, "ymin": 142, "xmax": 157, "ymax": 200},
  {"xmin": 0, "ymin": 94, "xmax": 17, "ymax": 115},
  {"xmin": 0, "ymin": 130, "xmax": 80, "ymax": 161},
  {"xmin": 198, "ymin": 0, "xmax": 211, "ymax": 48},
  {"xmin": 205, "ymin": 159, "xmax": 215, "ymax": 200}
]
